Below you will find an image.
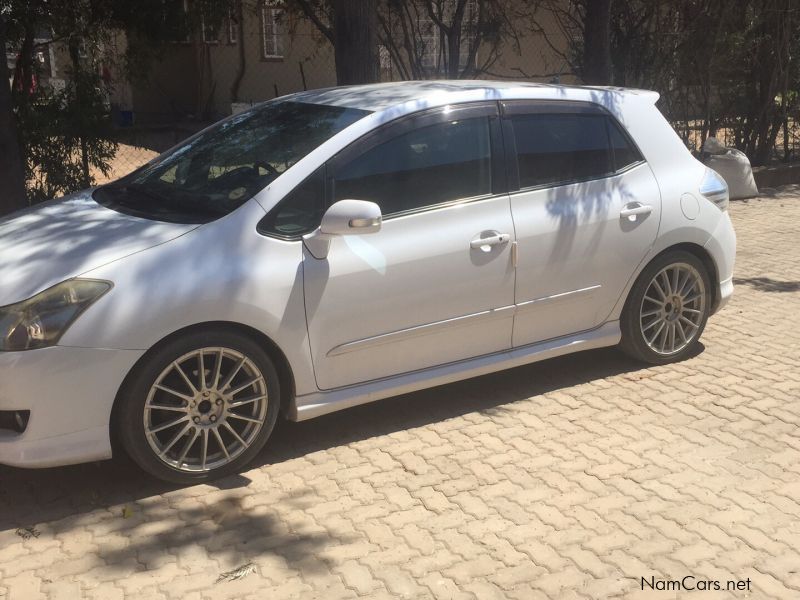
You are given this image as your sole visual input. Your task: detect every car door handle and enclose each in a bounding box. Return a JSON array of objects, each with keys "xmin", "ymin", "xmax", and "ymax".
[
  {"xmin": 620, "ymin": 202, "xmax": 653, "ymax": 220},
  {"xmin": 470, "ymin": 232, "xmax": 511, "ymax": 251}
]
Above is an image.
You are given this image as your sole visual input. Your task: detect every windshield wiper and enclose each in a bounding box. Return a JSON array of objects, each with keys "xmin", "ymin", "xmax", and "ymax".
[
  {"xmin": 99, "ymin": 181, "xmax": 228, "ymax": 223},
  {"xmin": 100, "ymin": 182, "xmax": 168, "ymax": 209}
]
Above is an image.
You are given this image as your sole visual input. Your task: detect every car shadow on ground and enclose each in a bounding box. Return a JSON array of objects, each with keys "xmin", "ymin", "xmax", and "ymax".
[
  {"xmin": 733, "ymin": 276, "xmax": 800, "ymax": 293},
  {"xmin": 0, "ymin": 345, "xmax": 691, "ymax": 534},
  {"xmin": 0, "ymin": 345, "xmax": 708, "ymax": 582}
]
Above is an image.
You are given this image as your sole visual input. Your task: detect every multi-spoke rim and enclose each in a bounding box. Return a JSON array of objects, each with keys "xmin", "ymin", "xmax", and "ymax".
[
  {"xmin": 144, "ymin": 347, "xmax": 268, "ymax": 473},
  {"xmin": 639, "ymin": 262, "xmax": 706, "ymax": 356}
]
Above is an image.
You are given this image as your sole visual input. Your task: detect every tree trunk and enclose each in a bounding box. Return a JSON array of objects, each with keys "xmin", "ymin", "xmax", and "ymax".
[
  {"xmin": 230, "ymin": 0, "xmax": 247, "ymax": 102},
  {"xmin": 582, "ymin": 0, "xmax": 613, "ymax": 85},
  {"xmin": 68, "ymin": 36, "xmax": 91, "ymax": 188},
  {"xmin": 332, "ymin": 0, "xmax": 379, "ymax": 85},
  {"xmin": 446, "ymin": 0, "xmax": 468, "ymax": 79},
  {"xmin": 13, "ymin": 23, "xmax": 35, "ymax": 108},
  {"xmin": 0, "ymin": 15, "xmax": 28, "ymax": 215},
  {"xmin": 750, "ymin": 1, "xmax": 791, "ymax": 166}
]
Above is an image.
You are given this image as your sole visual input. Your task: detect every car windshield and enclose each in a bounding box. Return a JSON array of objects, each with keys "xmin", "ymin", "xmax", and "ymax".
[{"xmin": 94, "ymin": 100, "xmax": 371, "ymax": 223}]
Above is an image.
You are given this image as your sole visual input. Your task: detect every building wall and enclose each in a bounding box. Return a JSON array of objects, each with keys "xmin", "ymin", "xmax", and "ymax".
[
  {"xmin": 125, "ymin": 1, "xmax": 575, "ymax": 123},
  {"xmin": 204, "ymin": 8, "xmax": 335, "ymax": 118},
  {"xmin": 483, "ymin": 3, "xmax": 576, "ymax": 83},
  {"xmin": 127, "ymin": 43, "xmax": 201, "ymax": 123}
]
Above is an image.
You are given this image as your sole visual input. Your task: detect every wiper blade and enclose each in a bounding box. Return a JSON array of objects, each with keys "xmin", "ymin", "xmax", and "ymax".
[{"xmin": 102, "ymin": 182, "xmax": 227, "ymax": 220}]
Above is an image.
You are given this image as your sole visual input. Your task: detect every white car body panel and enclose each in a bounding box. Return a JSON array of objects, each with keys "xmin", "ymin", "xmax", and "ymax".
[
  {"xmin": 0, "ymin": 81, "xmax": 736, "ymax": 469},
  {"xmin": 0, "ymin": 191, "xmax": 197, "ymax": 306},
  {"xmin": 0, "ymin": 346, "xmax": 143, "ymax": 467},
  {"xmin": 510, "ymin": 164, "xmax": 662, "ymax": 346},
  {"xmin": 64, "ymin": 200, "xmax": 318, "ymax": 395},
  {"xmin": 304, "ymin": 195, "xmax": 516, "ymax": 389},
  {"xmin": 293, "ymin": 321, "xmax": 621, "ymax": 421}
]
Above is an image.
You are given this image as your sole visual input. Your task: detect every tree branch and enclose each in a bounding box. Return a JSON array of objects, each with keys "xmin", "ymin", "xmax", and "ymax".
[{"xmin": 293, "ymin": 0, "xmax": 334, "ymax": 44}]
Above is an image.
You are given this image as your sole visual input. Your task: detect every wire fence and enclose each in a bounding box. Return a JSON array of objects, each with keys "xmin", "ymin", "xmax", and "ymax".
[
  {"xmin": 102, "ymin": 12, "xmax": 574, "ymax": 181},
  {"xmin": 673, "ymin": 120, "xmax": 800, "ymax": 159},
  {"xmin": 101, "ymin": 23, "xmax": 798, "ymax": 184}
]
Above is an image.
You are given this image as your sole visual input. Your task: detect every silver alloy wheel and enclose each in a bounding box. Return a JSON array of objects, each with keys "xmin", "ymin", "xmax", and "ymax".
[
  {"xmin": 639, "ymin": 262, "xmax": 706, "ymax": 356},
  {"xmin": 143, "ymin": 347, "xmax": 268, "ymax": 472}
]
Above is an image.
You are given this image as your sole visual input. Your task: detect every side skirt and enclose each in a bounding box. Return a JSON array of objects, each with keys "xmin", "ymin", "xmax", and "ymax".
[{"xmin": 289, "ymin": 321, "xmax": 621, "ymax": 421}]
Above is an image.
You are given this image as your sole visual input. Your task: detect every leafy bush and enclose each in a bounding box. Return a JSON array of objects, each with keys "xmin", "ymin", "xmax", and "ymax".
[{"xmin": 17, "ymin": 70, "xmax": 117, "ymax": 203}]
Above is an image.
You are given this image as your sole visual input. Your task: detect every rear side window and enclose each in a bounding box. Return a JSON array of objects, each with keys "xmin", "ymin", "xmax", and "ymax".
[
  {"xmin": 608, "ymin": 119, "xmax": 643, "ymax": 171},
  {"xmin": 510, "ymin": 113, "xmax": 641, "ymax": 189},
  {"xmin": 333, "ymin": 117, "xmax": 492, "ymax": 216}
]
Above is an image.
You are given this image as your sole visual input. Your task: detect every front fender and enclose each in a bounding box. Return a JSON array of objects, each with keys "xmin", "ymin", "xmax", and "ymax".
[{"xmin": 60, "ymin": 202, "xmax": 318, "ymax": 397}]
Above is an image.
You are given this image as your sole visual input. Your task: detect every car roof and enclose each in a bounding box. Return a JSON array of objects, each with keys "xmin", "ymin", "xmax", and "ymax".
[{"xmin": 287, "ymin": 80, "xmax": 658, "ymax": 114}]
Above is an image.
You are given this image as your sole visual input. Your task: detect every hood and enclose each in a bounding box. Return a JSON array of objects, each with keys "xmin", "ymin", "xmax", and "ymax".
[{"xmin": 0, "ymin": 190, "xmax": 198, "ymax": 306}]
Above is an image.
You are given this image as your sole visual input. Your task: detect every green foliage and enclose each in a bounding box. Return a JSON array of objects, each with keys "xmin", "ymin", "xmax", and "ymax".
[
  {"xmin": 4, "ymin": 0, "xmax": 237, "ymax": 203},
  {"xmin": 557, "ymin": 0, "xmax": 800, "ymax": 164},
  {"xmin": 18, "ymin": 73, "xmax": 117, "ymax": 203}
]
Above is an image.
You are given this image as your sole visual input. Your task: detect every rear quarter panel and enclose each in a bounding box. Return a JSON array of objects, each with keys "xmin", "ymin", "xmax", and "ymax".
[{"xmin": 602, "ymin": 96, "xmax": 731, "ymax": 319}]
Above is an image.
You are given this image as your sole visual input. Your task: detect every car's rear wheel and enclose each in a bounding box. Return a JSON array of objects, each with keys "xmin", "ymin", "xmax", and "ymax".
[
  {"xmin": 620, "ymin": 250, "xmax": 711, "ymax": 365},
  {"xmin": 117, "ymin": 329, "xmax": 280, "ymax": 483}
]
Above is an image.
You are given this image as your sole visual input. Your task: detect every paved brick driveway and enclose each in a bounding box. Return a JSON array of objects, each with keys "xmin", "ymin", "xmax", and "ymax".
[{"xmin": 1, "ymin": 191, "xmax": 799, "ymax": 600}]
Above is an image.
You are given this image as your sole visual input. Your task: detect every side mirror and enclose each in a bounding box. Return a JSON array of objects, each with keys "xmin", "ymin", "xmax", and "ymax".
[
  {"xmin": 320, "ymin": 199, "xmax": 382, "ymax": 235},
  {"xmin": 303, "ymin": 199, "xmax": 382, "ymax": 259}
]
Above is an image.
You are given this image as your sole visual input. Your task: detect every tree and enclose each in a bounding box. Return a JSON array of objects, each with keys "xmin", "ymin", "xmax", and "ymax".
[
  {"xmin": 378, "ymin": 0, "xmax": 539, "ymax": 80},
  {"xmin": 539, "ymin": 0, "xmax": 800, "ymax": 165},
  {"xmin": 582, "ymin": 0, "xmax": 612, "ymax": 84},
  {"xmin": 292, "ymin": 0, "xmax": 538, "ymax": 82},
  {"xmin": 5, "ymin": 0, "xmax": 126, "ymax": 201},
  {"xmin": 293, "ymin": 0, "xmax": 380, "ymax": 84},
  {"xmin": 332, "ymin": 0, "xmax": 379, "ymax": 84},
  {"xmin": 3, "ymin": 0, "xmax": 227, "ymax": 203},
  {"xmin": 230, "ymin": 0, "xmax": 247, "ymax": 102},
  {"xmin": 0, "ymin": 14, "xmax": 27, "ymax": 216}
]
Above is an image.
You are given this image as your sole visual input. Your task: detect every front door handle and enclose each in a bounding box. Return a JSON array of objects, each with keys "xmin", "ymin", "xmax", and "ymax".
[
  {"xmin": 470, "ymin": 232, "xmax": 511, "ymax": 251},
  {"xmin": 620, "ymin": 202, "xmax": 653, "ymax": 221}
]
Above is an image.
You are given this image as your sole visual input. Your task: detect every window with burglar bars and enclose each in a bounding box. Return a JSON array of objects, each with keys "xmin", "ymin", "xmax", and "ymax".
[
  {"xmin": 164, "ymin": 0, "xmax": 190, "ymax": 43},
  {"xmin": 261, "ymin": 1, "xmax": 285, "ymax": 59},
  {"xmin": 227, "ymin": 7, "xmax": 238, "ymax": 44},
  {"xmin": 201, "ymin": 13, "xmax": 220, "ymax": 44}
]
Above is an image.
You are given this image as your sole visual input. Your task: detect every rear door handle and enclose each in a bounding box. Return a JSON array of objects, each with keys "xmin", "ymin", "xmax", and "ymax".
[
  {"xmin": 620, "ymin": 202, "xmax": 653, "ymax": 221},
  {"xmin": 470, "ymin": 232, "xmax": 511, "ymax": 251}
]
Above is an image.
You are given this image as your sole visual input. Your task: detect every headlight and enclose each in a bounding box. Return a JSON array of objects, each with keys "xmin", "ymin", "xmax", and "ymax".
[{"xmin": 0, "ymin": 279, "xmax": 111, "ymax": 351}]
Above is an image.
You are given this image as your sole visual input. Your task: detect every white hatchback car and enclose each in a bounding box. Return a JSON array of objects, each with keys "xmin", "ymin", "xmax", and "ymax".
[{"xmin": 0, "ymin": 81, "xmax": 735, "ymax": 482}]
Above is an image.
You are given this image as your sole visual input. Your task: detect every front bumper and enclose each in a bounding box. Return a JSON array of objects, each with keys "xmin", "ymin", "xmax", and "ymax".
[{"xmin": 0, "ymin": 345, "xmax": 143, "ymax": 468}]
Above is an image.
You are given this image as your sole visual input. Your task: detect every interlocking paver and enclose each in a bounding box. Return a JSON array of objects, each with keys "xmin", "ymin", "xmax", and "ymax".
[{"xmin": 1, "ymin": 191, "xmax": 800, "ymax": 598}]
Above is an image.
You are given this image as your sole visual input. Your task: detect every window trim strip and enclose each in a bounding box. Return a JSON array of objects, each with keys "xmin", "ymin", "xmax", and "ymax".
[
  {"xmin": 379, "ymin": 191, "xmax": 507, "ymax": 222},
  {"xmin": 509, "ymin": 160, "xmax": 647, "ymax": 197}
]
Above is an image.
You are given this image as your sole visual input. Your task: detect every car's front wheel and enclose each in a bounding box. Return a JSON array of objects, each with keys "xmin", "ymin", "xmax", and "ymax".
[
  {"xmin": 117, "ymin": 329, "xmax": 280, "ymax": 483},
  {"xmin": 620, "ymin": 250, "xmax": 712, "ymax": 365}
]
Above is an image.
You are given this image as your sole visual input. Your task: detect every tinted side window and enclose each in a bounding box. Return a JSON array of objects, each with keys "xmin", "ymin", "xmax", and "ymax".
[
  {"xmin": 333, "ymin": 117, "xmax": 492, "ymax": 216},
  {"xmin": 258, "ymin": 167, "xmax": 325, "ymax": 237},
  {"xmin": 608, "ymin": 119, "xmax": 643, "ymax": 171},
  {"xmin": 511, "ymin": 113, "xmax": 612, "ymax": 188}
]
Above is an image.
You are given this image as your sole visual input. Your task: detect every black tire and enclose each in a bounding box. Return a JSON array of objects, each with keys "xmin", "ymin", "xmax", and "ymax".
[
  {"xmin": 117, "ymin": 328, "xmax": 280, "ymax": 484},
  {"xmin": 620, "ymin": 250, "xmax": 712, "ymax": 365}
]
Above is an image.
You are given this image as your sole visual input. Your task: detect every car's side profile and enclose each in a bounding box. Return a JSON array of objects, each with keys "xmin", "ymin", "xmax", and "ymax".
[{"xmin": 0, "ymin": 81, "xmax": 735, "ymax": 482}]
